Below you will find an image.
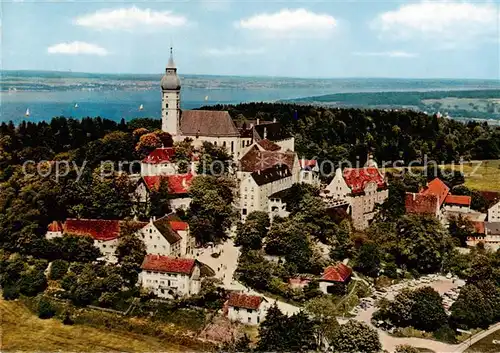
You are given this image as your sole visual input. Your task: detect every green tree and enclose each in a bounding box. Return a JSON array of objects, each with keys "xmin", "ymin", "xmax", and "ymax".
[
  {"xmin": 394, "ymin": 215, "xmax": 453, "ymax": 273},
  {"xmin": 148, "ymin": 178, "xmax": 171, "ymax": 218},
  {"xmin": 450, "ymin": 284, "xmax": 494, "ymax": 329},
  {"xmin": 19, "ymin": 269, "xmax": 47, "ymax": 297},
  {"xmin": 330, "ymin": 320, "xmax": 381, "ymax": 353},
  {"xmin": 234, "ymin": 220, "xmax": 265, "ymax": 251},
  {"xmin": 354, "ymin": 242, "xmax": 381, "ymax": 278},
  {"xmin": 448, "ymin": 215, "xmax": 474, "ymax": 247},
  {"xmin": 257, "ymin": 304, "xmax": 289, "ymax": 352},
  {"xmin": 304, "ymin": 296, "xmax": 340, "ymax": 350},
  {"xmin": 188, "ymin": 176, "xmax": 235, "ymax": 245},
  {"xmin": 49, "ymin": 259, "xmax": 69, "ymax": 280},
  {"xmin": 38, "ymin": 297, "xmax": 56, "ymax": 319}
]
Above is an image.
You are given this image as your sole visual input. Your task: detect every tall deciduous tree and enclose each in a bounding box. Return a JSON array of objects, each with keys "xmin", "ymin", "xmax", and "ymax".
[{"xmin": 330, "ymin": 320, "xmax": 381, "ymax": 353}]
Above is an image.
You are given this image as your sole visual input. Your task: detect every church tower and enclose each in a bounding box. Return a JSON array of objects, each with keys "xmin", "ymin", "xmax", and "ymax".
[{"xmin": 160, "ymin": 47, "xmax": 181, "ymax": 136}]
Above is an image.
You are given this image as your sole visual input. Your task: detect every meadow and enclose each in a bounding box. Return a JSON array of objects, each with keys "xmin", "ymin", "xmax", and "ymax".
[
  {"xmin": 0, "ymin": 298, "xmax": 187, "ymax": 352},
  {"xmin": 385, "ymin": 160, "xmax": 500, "ymax": 192}
]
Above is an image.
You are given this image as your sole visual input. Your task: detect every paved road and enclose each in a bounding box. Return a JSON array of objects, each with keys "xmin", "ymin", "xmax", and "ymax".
[
  {"xmin": 452, "ymin": 323, "xmax": 500, "ymax": 353},
  {"xmin": 195, "ymin": 239, "xmax": 300, "ymax": 316}
]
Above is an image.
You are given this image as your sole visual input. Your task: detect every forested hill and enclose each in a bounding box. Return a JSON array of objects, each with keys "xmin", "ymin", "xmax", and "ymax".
[
  {"xmin": 1, "ymin": 103, "xmax": 500, "ymax": 169},
  {"xmin": 201, "ymin": 102, "xmax": 500, "ymax": 163}
]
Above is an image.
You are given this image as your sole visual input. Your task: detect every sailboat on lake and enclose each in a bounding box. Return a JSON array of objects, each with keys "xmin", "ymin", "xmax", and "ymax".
[
  {"xmin": 74, "ymin": 103, "xmax": 78, "ymax": 108},
  {"xmin": 25, "ymin": 108, "xmax": 30, "ymax": 117},
  {"xmin": 139, "ymin": 104, "xmax": 144, "ymax": 111}
]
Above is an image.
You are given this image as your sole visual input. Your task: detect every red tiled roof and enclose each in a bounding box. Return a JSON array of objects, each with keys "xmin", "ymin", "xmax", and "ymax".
[
  {"xmin": 343, "ymin": 167, "xmax": 386, "ymax": 194},
  {"xmin": 142, "ymin": 147, "xmax": 176, "ymax": 164},
  {"xmin": 141, "ymin": 255, "xmax": 196, "ymax": 275},
  {"xmin": 47, "ymin": 220, "xmax": 63, "ymax": 232},
  {"xmin": 472, "ymin": 221, "xmax": 485, "ymax": 234},
  {"xmin": 169, "ymin": 221, "xmax": 188, "ymax": 231},
  {"xmin": 405, "ymin": 192, "xmax": 440, "ymax": 215},
  {"xmin": 227, "ymin": 293, "xmax": 263, "ymax": 310},
  {"xmin": 444, "ymin": 195, "xmax": 471, "ymax": 206},
  {"xmin": 143, "ymin": 173, "xmax": 194, "ymax": 194},
  {"xmin": 257, "ymin": 139, "xmax": 281, "ymax": 152},
  {"xmin": 321, "ymin": 263, "xmax": 352, "ymax": 282},
  {"xmin": 420, "ymin": 178, "xmax": 449, "ymax": 207},
  {"xmin": 64, "ymin": 219, "xmax": 120, "ymax": 241}
]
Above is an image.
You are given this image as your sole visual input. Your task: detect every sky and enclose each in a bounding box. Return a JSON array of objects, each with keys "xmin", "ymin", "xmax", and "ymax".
[{"xmin": 1, "ymin": 0, "xmax": 500, "ymax": 79}]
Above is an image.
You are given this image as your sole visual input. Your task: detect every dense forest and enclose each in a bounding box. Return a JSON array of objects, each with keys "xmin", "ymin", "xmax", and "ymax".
[{"xmin": 202, "ymin": 102, "xmax": 500, "ymax": 163}]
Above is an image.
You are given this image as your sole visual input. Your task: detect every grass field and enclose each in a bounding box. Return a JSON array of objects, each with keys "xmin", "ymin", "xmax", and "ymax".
[
  {"xmin": 0, "ymin": 298, "xmax": 187, "ymax": 352},
  {"xmin": 386, "ymin": 160, "xmax": 500, "ymax": 191},
  {"xmin": 465, "ymin": 328, "xmax": 500, "ymax": 353}
]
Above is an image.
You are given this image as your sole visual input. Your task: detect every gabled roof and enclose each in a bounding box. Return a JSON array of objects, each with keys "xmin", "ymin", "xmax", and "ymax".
[
  {"xmin": 254, "ymin": 122, "xmax": 292, "ymax": 142},
  {"xmin": 239, "ymin": 145, "xmax": 296, "ymax": 173},
  {"xmin": 180, "ymin": 110, "xmax": 240, "ymax": 137},
  {"xmin": 141, "ymin": 255, "xmax": 196, "ymax": 275},
  {"xmin": 251, "ymin": 164, "xmax": 292, "ymax": 186},
  {"xmin": 343, "ymin": 167, "xmax": 386, "ymax": 194},
  {"xmin": 62, "ymin": 219, "xmax": 147, "ymax": 241},
  {"xmin": 405, "ymin": 192, "xmax": 439, "ymax": 215},
  {"xmin": 321, "ymin": 263, "xmax": 352, "ymax": 282},
  {"xmin": 153, "ymin": 216, "xmax": 182, "ymax": 244},
  {"xmin": 169, "ymin": 221, "xmax": 189, "ymax": 231},
  {"xmin": 444, "ymin": 195, "xmax": 471, "ymax": 207},
  {"xmin": 485, "ymin": 222, "xmax": 500, "ymax": 235},
  {"xmin": 257, "ymin": 139, "xmax": 281, "ymax": 152},
  {"xmin": 227, "ymin": 293, "xmax": 263, "ymax": 310},
  {"xmin": 420, "ymin": 178, "xmax": 449, "ymax": 208},
  {"xmin": 142, "ymin": 147, "xmax": 175, "ymax": 164},
  {"xmin": 142, "ymin": 173, "xmax": 194, "ymax": 194},
  {"xmin": 47, "ymin": 220, "xmax": 63, "ymax": 232},
  {"xmin": 64, "ymin": 219, "xmax": 121, "ymax": 241}
]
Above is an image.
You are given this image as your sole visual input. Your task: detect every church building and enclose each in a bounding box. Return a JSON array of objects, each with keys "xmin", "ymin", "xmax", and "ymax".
[{"xmin": 159, "ymin": 48, "xmax": 294, "ymax": 160}]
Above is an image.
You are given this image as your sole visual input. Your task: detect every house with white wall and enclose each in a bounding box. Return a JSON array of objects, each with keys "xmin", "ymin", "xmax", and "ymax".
[
  {"xmin": 45, "ymin": 219, "xmax": 148, "ymax": 263},
  {"xmin": 141, "ymin": 147, "xmax": 177, "ymax": 176},
  {"xmin": 135, "ymin": 173, "xmax": 194, "ymax": 212},
  {"xmin": 318, "ymin": 263, "xmax": 353, "ymax": 295},
  {"xmin": 488, "ymin": 200, "xmax": 500, "ymax": 222},
  {"xmin": 227, "ymin": 293, "xmax": 270, "ymax": 325},
  {"xmin": 139, "ymin": 254, "xmax": 201, "ymax": 298},
  {"xmin": 136, "ymin": 217, "xmax": 182, "ymax": 257},
  {"xmin": 324, "ymin": 164, "xmax": 388, "ymax": 230}
]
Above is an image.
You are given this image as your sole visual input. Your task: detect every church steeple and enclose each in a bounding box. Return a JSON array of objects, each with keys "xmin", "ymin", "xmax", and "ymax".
[
  {"xmin": 167, "ymin": 47, "xmax": 176, "ymax": 69},
  {"xmin": 161, "ymin": 47, "xmax": 181, "ymax": 136}
]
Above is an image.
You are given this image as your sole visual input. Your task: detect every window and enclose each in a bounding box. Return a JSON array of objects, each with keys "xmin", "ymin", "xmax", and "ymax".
[
  {"xmin": 248, "ymin": 317, "xmax": 251, "ymax": 323},
  {"xmin": 223, "ymin": 141, "xmax": 226, "ymax": 147},
  {"xmin": 231, "ymin": 141, "xmax": 234, "ymax": 153},
  {"xmin": 149, "ymin": 229, "xmax": 152, "ymax": 233},
  {"xmin": 247, "ymin": 309, "xmax": 252, "ymax": 313},
  {"xmin": 214, "ymin": 141, "xmax": 217, "ymax": 146},
  {"xmin": 242, "ymin": 141, "xmax": 245, "ymax": 148},
  {"xmin": 242, "ymin": 208, "xmax": 247, "ymax": 215},
  {"xmin": 154, "ymin": 245, "xmax": 157, "ymax": 248},
  {"xmin": 257, "ymin": 316, "xmax": 260, "ymax": 323},
  {"xmin": 102, "ymin": 244, "xmax": 106, "ymax": 248}
]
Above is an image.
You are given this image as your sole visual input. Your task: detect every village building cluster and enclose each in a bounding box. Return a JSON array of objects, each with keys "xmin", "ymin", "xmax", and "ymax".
[
  {"xmin": 42, "ymin": 51, "xmax": 497, "ymax": 317},
  {"xmin": 405, "ymin": 178, "xmax": 500, "ymax": 250}
]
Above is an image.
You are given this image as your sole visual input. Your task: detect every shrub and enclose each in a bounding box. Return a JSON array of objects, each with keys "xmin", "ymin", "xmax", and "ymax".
[
  {"xmin": 62, "ymin": 310, "xmax": 74, "ymax": 325},
  {"xmin": 433, "ymin": 325, "xmax": 457, "ymax": 344},
  {"xmin": 2, "ymin": 285, "xmax": 20, "ymax": 300},
  {"xmin": 49, "ymin": 259, "xmax": 69, "ymax": 280},
  {"xmin": 38, "ymin": 297, "xmax": 56, "ymax": 319},
  {"xmin": 19, "ymin": 270, "xmax": 47, "ymax": 297},
  {"xmin": 61, "ymin": 272, "xmax": 77, "ymax": 291}
]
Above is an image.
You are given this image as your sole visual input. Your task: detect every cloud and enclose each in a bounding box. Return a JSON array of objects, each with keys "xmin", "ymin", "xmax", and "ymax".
[
  {"xmin": 204, "ymin": 47, "xmax": 265, "ymax": 56},
  {"xmin": 47, "ymin": 41, "xmax": 109, "ymax": 56},
  {"xmin": 372, "ymin": 1, "xmax": 499, "ymax": 44},
  {"xmin": 352, "ymin": 51, "xmax": 417, "ymax": 58},
  {"xmin": 236, "ymin": 8, "xmax": 337, "ymax": 37},
  {"xmin": 74, "ymin": 6, "xmax": 187, "ymax": 31}
]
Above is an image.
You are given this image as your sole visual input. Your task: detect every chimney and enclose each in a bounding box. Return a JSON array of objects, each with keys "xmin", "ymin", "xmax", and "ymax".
[
  {"xmin": 257, "ymin": 118, "xmax": 260, "ymax": 125},
  {"xmin": 273, "ymin": 117, "xmax": 276, "ymax": 123},
  {"xmin": 263, "ymin": 127, "xmax": 267, "ymax": 139}
]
